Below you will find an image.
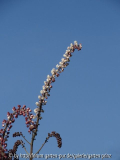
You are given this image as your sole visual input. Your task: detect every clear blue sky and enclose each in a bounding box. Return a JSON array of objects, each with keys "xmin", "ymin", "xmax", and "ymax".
[{"xmin": 0, "ymin": 0, "xmax": 120, "ymax": 160}]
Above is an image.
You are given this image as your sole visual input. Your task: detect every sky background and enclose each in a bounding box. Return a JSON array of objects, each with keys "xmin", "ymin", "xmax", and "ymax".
[{"xmin": 0, "ymin": 0, "xmax": 120, "ymax": 160}]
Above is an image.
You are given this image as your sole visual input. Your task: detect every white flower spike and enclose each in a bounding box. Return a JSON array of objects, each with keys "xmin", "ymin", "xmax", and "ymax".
[{"xmin": 34, "ymin": 41, "xmax": 82, "ymax": 118}]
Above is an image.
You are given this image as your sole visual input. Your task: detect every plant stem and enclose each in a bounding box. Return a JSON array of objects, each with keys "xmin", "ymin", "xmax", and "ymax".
[
  {"xmin": 21, "ymin": 134, "xmax": 31, "ymax": 145},
  {"xmin": 30, "ymin": 133, "xmax": 33, "ymax": 160},
  {"xmin": 34, "ymin": 137, "xmax": 49, "ymax": 156},
  {"xmin": 29, "ymin": 103, "xmax": 42, "ymax": 160}
]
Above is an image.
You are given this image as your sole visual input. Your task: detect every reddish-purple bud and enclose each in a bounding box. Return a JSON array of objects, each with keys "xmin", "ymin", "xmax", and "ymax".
[
  {"xmin": 7, "ymin": 112, "xmax": 10, "ymax": 116},
  {"xmin": 12, "ymin": 106, "xmax": 16, "ymax": 111},
  {"xmin": 17, "ymin": 105, "xmax": 21, "ymax": 108},
  {"xmin": 22, "ymin": 105, "xmax": 26, "ymax": 109},
  {"xmin": 12, "ymin": 119, "xmax": 15, "ymax": 123},
  {"xmin": 9, "ymin": 125, "xmax": 12, "ymax": 129},
  {"xmin": 9, "ymin": 121, "xmax": 12, "ymax": 124},
  {"xmin": 25, "ymin": 117, "xmax": 28, "ymax": 121},
  {"xmin": 56, "ymin": 73, "xmax": 59, "ymax": 77},
  {"xmin": 14, "ymin": 114, "xmax": 18, "ymax": 118},
  {"xmin": 52, "ymin": 78, "xmax": 55, "ymax": 82}
]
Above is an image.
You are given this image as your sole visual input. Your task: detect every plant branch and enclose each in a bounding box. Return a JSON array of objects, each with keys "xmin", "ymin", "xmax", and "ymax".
[
  {"xmin": 21, "ymin": 134, "xmax": 31, "ymax": 145},
  {"xmin": 34, "ymin": 137, "xmax": 49, "ymax": 156},
  {"xmin": 30, "ymin": 103, "xmax": 42, "ymax": 160},
  {"xmin": 21, "ymin": 141, "xmax": 29, "ymax": 155},
  {"xmin": 33, "ymin": 104, "xmax": 42, "ymax": 140}
]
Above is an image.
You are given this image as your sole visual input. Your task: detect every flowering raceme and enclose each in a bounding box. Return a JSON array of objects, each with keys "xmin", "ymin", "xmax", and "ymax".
[
  {"xmin": 34, "ymin": 41, "xmax": 82, "ymax": 116},
  {"xmin": 0, "ymin": 41, "xmax": 82, "ymax": 160}
]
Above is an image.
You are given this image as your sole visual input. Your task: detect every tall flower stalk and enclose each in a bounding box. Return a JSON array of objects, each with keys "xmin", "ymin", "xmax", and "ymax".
[{"xmin": 0, "ymin": 41, "xmax": 82, "ymax": 160}]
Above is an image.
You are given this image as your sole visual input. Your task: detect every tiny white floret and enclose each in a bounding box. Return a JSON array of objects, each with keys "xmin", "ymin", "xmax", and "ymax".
[{"xmin": 35, "ymin": 102, "xmax": 40, "ymax": 107}]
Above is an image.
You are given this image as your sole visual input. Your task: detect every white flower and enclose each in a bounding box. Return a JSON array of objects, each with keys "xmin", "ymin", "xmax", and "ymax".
[
  {"xmin": 33, "ymin": 115, "xmax": 37, "ymax": 119},
  {"xmin": 63, "ymin": 59, "xmax": 68, "ymax": 62},
  {"xmin": 46, "ymin": 78, "xmax": 49, "ymax": 82},
  {"xmin": 46, "ymin": 77, "xmax": 52, "ymax": 82},
  {"xmin": 70, "ymin": 46, "xmax": 74, "ymax": 50},
  {"xmin": 56, "ymin": 64, "xmax": 59, "ymax": 68},
  {"xmin": 30, "ymin": 124, "xmax": 34, "ymax": 127},
  {"xmin": 35, "ymin": 102, "xmax": 40, "ymax": 107},
  {"xmin": 67, "ymin": 47, "xmax": 70, "ymax": 50},
  {"xmin": 51, "ymin": 68, "xmax": 56, "ymax": 74},
  {"xmin": 70, "ymin": 43, "xmax": 73, "ymax": 47},
  {"xmin": 41, "ymin": 96, "xmax": 45, "ymax": 100},
  {"xmin": 38, "ymin": 95, "xmax": 41, "ymax": 99},
  {"xmin": 59, "ymin": 61, "xmax": 63, "ymax": 65},
  {"xmin": 65, "ymin": 51, "xmax": 68, "ymax": 55},
  {"xmin": 63, "ymin": 54, "xmax": 70, "ymax": 59},
  {"xmin": 46, "ymin": 75, "xmax": 51, "ymax": 82},
  {"xmin": 74, "ymin": 41, "xmax": 78, "ymax": 45},
  {"xmin": 79, "ymin": 43, "xmax": 82, "ymax": 48},
  {"xmin": 34, "ymin": 108, "xmax": 40, "ymax": 113},
  {"xmin": 42, "ymin": 86, "xmax": 46, "ymax": 90},
  {"xmin": 51, "ymin": 75, "xmax": 55, "ymax": 78},
  {"xmin": 47, "ymin": 75, "xmax": 51, "ymax": 79},
  {"xmin": 7, "ymin": 116, "xmax": 10, "ymax": 120},
  {"xmin": 45, "ymin": 85, "xmax": 49, "ymax": 89},
  {"xmin": 61, "ymin": 58, "xmax": 65, "ymax": 62},
  {"xmin": 40, "ymin": 90, "xmax": 44, "ymax": 94},
  {"xmin": 51, "ymin": 68, "xmax": 55, "ymax": 72},
  {"xmin": 5, "ymin": 132, "xmax": 8, "ymax": 136},
  {"xmin": 63, "ymin": 54, "xmax": 67, "ymax": 58},
  {"xmin": 66, "ymin": 49, "xmax": 70, "ymax": 53},
  {"xmin": 44, "ymin": 81, "xmax": 47, "ymax": 85}
]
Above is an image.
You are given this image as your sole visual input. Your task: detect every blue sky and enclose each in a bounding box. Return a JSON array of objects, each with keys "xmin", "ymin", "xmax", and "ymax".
[{"xmin": 0, "ymin": 0, "xmax": 120, "ymax": 159}]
